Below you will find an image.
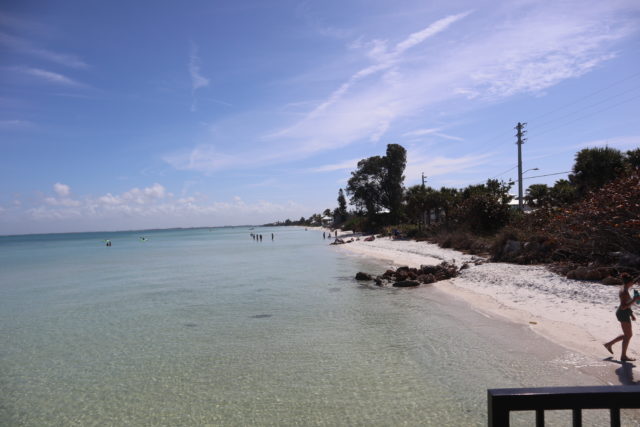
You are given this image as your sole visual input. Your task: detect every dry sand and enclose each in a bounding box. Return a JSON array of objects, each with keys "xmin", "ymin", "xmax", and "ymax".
[{"xmin": 332, "ymin": 233, "xmax": 632, "ymax": 363}]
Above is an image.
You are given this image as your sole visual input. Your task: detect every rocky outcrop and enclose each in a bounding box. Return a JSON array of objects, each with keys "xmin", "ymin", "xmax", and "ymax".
[
  {"xmin": 355, "ymin": 272, "xmax": 373, "ymax": 281},
  {"xmin": 552, "ymin": 262, "xmax": 635, "ymax": 286},
  {"xmin": 355, "ymin": 261, "xmax": 460, "ymax": 288},
  {"xmin": 393, "ymin": 280, "xmax": 421, "ymax": 287}
]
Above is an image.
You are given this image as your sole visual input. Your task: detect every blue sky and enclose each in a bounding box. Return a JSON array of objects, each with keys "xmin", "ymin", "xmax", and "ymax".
[{"xmin": 1, "ymin": 0, "xmax": 639, "ymax": 234}]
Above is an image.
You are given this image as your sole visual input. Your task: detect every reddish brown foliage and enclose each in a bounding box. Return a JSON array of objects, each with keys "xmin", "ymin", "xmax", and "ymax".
[{"xmin": 542, "ymin": 172, "xmax": 640, "ymax": 264}]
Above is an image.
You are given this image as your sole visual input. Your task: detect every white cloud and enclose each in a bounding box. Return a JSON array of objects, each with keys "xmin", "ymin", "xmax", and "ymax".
[
  {"xmin": 53, "ymin": 182, "xmax": 70, "ymax": 197},
  {"xmin": 189, "ymin": 41, "xmax": 209, "ymax": 111},
  {"xmin": 403, "ymin": 128, "xmax": 464, "ymax": 141},
  {"xmin": 405, "ymin": 151, "xmax": 491, "ymax": 184},
  {"xmin": 21, "ymin": 67, "xmax": 85, "ymax": 87},
  {"xmin": 262, "ymin": 2, "xmax": 634, "ymax": 159},
  {"xmin": 164, "ymin": 145, "xmax": 244, "ymax": 174},
  {"xmin": 44, "ymin": 196, "xmax": 81, "ymax": 207},
  {"xmin": 0, "ymin": 32, "xmax": 88, "ymax": 68},
  {"xmin": 163, "ymin": 2, "xmax": 636, "ymax": 175},
  {"xmin": 403, "ymin": 128, "xmax": 440, "ymax": 137},
  {"xmin": 0, "ymin": 119, "xmax": 34, "ymax": 129},
  {"xmin": 311, "ymin": 158, "xmax": 361, "ymax": 172},
  {"xmin": 276, "ymin": 11, "xmax": 471, "ymax": 133},
  {"xmin": 189, "ymin": 43, "xmax": 209, "ymax": 90},
  {"xmin": 21, "ymin": 183, "xmax": 303, "ymax": 228},
  {"xmin": 394, "ymin": 11, "xmax": 472, "ymax": 54},
  {"xmin": 574, "ymin": 135, "xmax": 640, "ymax": 150}
]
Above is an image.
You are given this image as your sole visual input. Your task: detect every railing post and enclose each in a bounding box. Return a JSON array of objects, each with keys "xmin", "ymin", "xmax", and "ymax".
[
  {"xmin": 535, "ymin": 409, "xmax": 544, "ymax": 427},
  {"xmin": 488, "ymin": 385, "xmax": 640, "ymax": 427},
  {"xmin": 487, "ymin": 390, "xmax": 510, "ymax": 427},
  {"xmin": 572, "ymin": 408, "xmax": 582, "ymax": 427},
  {"xmin": 610, "ymin": 407, "xmax": 620, "ymax": 427}
]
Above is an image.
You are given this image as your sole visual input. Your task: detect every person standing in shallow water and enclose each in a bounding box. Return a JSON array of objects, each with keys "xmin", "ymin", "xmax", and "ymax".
[{"xmin": 604, "ymin": 273, "xmax": 640, "ymax": 361}]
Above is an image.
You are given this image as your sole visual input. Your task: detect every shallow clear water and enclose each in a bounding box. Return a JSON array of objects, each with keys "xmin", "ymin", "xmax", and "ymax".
[{"xmin": 0, "ymin": 227, "xmax": 621, "ymax": 425}]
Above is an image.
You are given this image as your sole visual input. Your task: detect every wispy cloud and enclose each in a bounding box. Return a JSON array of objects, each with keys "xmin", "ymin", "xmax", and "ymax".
[
  {"xmin": 167, "ymin": 2, "xmax": 637, "ymax": 175},
  {"xmin": 402, "ymin": 128, "xmax": 440, "ymax": 137},
  {"xmin": 0, "ymin": 32, "xmax": 88, "ymax": 68},
  {"xmin": 310, "ymin": 158, "xmax": 361, "ymax": 172},
  {"xmin": 403, "ymin": 128, "xmax": 464, "ymax": 141},
  {"xmin": 189, "ymin": 41, "xmax": 209, "ymax": 111},
  {"xmin": 405, "ymin": 152, "xmax": 491, "ymax": 185},
  {"xmin": 274, "ymin": 11, "xmax": 471, "ymax": 133},
  {"xmin": 0, "ymin": 119, "xmax": 34, "ymax": 130},
  {"xmin": 574, "ymin": 135, "xmax": 640, "ymax": 150},
  {"xmin": 262, "ymin": 2, "xmax": 634, "ymax": 158},
  {"xmin": 20, "ymin": 67, "xmax": 86, "ymax": 87}
]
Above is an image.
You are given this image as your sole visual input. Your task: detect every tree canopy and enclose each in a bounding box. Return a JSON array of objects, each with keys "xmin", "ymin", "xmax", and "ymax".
[{"xmin": 346, "ymin": 144, "xmax": 406, "ymax": 221}]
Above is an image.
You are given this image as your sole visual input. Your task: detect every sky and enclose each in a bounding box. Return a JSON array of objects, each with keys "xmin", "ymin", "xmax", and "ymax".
[{"xmin": 1, "ymin": 0, "xmax": 639, "ymax": 235}]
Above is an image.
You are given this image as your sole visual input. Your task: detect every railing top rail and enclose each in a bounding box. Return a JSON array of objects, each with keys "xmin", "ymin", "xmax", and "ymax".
[
  {"xmin": 488, "ymin": 385, "xmax": 640, "ymax": 412},
  {"xmin": 489, "ymin": 385, "xmax": 640, "ymax": 397}
]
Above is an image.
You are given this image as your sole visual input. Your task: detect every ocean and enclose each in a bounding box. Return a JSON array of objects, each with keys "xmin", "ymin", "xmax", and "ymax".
[{"xmin": 0, "ymin": 226, "xmax": 617, "ymax": 425}]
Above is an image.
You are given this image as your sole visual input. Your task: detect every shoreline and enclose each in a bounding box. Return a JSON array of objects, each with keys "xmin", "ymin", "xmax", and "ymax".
[{"xmin": 332, "ymin": 233, "xmax": 631, "ymax": 366}]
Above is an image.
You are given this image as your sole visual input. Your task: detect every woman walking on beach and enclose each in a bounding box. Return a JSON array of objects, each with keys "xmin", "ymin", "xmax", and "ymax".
[{"xmin": 604, "ymin": 273, "xmax": 640, "ymax": 361}]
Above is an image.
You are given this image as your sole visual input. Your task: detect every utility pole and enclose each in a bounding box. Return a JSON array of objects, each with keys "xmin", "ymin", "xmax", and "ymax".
[
  {"xmin": 515, "ymin": 122, "xmax": 527, "ymax": 211},
  {"xmin": 421, "ymin": 172, "xmax": 427, "ymax": 188}
]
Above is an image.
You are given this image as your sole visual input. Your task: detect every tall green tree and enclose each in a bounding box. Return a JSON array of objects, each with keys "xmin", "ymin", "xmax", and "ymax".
[
  {"xmin": 404, "ymin": 185, "xmax": 431, "ymax": 229},
  {"xmin": 346, "ymin": 144, "xmax": 407, "ymax": 221},
  {"xmin": 346, "ymin": 155, "xmax": 385, "ymax": 218},
  {"xmin": 382, "ymin": 144, "xmax": 407, "ymax": 222},
  {"xmin": 625, "ymin": 148, "xmax": 640, "ymax": 170},
  {"xmin": 525, "ymin": 184, "xmax": 551, "ymax": 208},
  {"xmin": 454, "ymin": 179, "xmax": 513, "ymax": 233},
  {"xmin": 550, "ymin": 179, "xmax": 577, "ymax": 206},
  {"xmin": 570, "ymin": 147, "xmax": 625, "ymax": 196},
  {"xmin": 438, "ymin": 187, "xmax": 459, "ymax": 227},
  {"xmin": 336, "ymin": 188, "xmax": 348, "ymax": 222}
]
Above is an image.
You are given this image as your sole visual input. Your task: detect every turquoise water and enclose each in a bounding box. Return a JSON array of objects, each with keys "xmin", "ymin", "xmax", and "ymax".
[{"xmin": 0, "ymin": 227, "xmax": 618, "ymax": 425}]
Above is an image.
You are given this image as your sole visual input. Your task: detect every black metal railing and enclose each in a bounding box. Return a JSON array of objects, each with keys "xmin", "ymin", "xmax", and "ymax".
[{"xmin": 488, "ymin": 385, "xmax": 640, "ymax": 427}]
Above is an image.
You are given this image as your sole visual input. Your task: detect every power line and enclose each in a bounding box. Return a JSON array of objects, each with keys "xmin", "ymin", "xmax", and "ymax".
[
  {"xmin": 512, "ymin": 171, "xmax": 572, "ymax": 183},
  {"xmin": 490, "ymin": 164, "xmax": 518, "ymax": 179},
  {"xmin": 466, "ymin": 71, "xmax": 640, "ymax": 158},
  {"xmin": 530, "ymin": 92, "xmax": 640, "ymax": 138},
  {"xmin": 531, "ymin": 85, "xmax": 640, "ymax": 130},
  {"xmin": 529, "ymin": 70, "xmax": 640, "ymax": 122}
]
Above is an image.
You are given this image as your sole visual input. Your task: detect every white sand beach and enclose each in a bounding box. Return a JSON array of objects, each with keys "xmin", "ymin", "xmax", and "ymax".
[{"xmin": 333, "ymin": 233, "xmax": 630, "ymax": 363}]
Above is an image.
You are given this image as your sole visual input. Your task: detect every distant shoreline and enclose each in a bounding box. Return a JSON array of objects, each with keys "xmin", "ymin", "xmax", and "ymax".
[{"xmin": 0, "ymin": 224, "xmax": 272, "ymax": 238}]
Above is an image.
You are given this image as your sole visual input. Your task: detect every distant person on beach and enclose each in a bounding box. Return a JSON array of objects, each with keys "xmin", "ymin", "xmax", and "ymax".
[
  {"xmin": 604, "ymin": 273, "xmax": 640, "ymax": 361},
  {"xmin": 271, "ymin": 233, "xmax": 274, "ymax": 241}
]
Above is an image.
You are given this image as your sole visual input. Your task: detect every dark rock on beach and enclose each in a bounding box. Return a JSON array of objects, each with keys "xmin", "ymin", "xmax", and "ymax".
[
  {"xmin": 355, "ymin": 272, "xmax": 373, "ymax": 281},
  {"xmin": 393, "ymin": 280, "xmax": 421, "ymax": 287},
  {"xmin": 355, "ymin": 261, "xmax": 460, "ymax": 288},
  {"xmin": 602, "ymin": 276, "xmax": 622, "ymax": 286}
]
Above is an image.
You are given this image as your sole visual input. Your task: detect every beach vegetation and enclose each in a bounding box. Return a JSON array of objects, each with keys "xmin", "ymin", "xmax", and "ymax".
[
  {"xmin": 569, "ymin": 146, "xmax": 625, "ymax": 197},
  {"xmin": 625, "ymin": 148, "xmax": 640, "ymax": 170},
  {"xmin": 549, "ymin": 179, "xmax": 577, "ymax": 206},
  {"xmin": 525, "ymin": 184, "xmax": 551, "ymax": 208},
  {"xmin": 336, "ymin": 188, "xmax": 348, "ymax": 223},
  {"xmin": 346, "ymin": 144, "xmax": 407, "ymax": 226},
  {"xmin": 271, "ymin": 143, "xmax": 639, "ymax": 280}
]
